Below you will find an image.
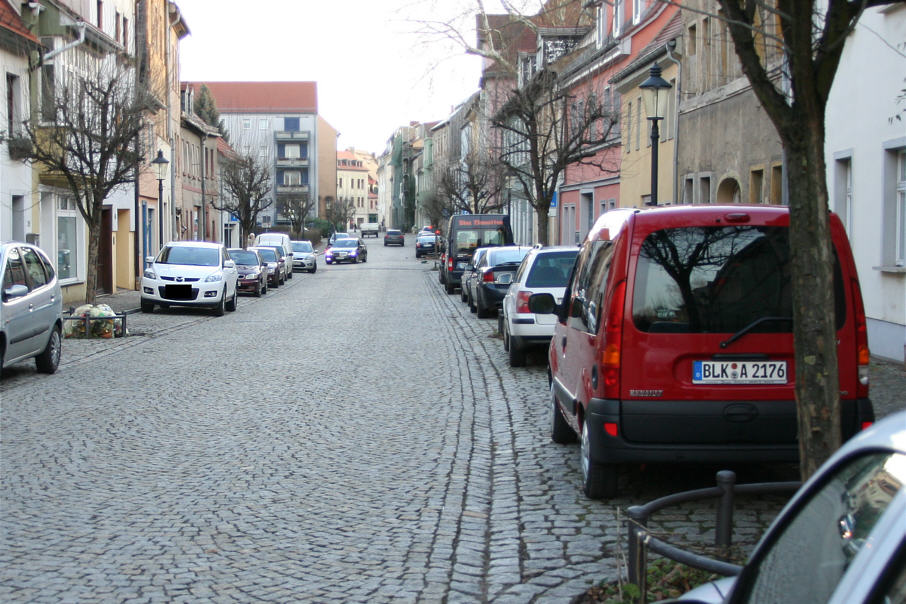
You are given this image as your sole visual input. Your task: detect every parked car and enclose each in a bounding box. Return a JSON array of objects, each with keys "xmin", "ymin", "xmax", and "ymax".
[
  {"xmin": 501, "ymin": 246, "xmax": 579, "ymax": 367},
  {"xmin": 325, "ymin": 238, "xmax": 367, "ymax": 264},
  {"xmin": 259, "ymin": 244, "xmax": 291, "ymax": 282},
  {"xmin": 415, "ymin": 233, "xmax": 444, "ymax": 258},
  {"xmin": 228, "ymin": 248, "xmax": 267, "ymax": 297},
  {"xmin": 460, "ymin": 247, "xmax": 491, "ymax": 306},
  {"xmin": 384, "ymin": 229, "xmax": 404, "ymax": 246},
  {"xmin": 0, "ymin": 242, "xmax": 63, "ymax": 375},
  {"xmin": 291, "ymin": 240, "xmax": 317, "ymax": 273},
  {"xmin": 441, "ymin": 214, "xmax": 514, "ymax": 294},
  {"xmin": 141, "ymin": 241, "xmax": 239, "ymax": 316},
  {"xmin": 529, "ymin": 206, "xmax": 874, "ymax": 499},
  {"xmin": 328, "ymin": 232, "xmax": 349, "ymax": 246},
  {"xmin": 671, "ymin": 409, "xmax": 906, "ymax": 604},
  {"xmin": 249, "ymin": 246, "xmax": 281, "ymax": 288},
  {"xmin": 470, "ymin": 245, "xmax": 532, "ymax": 318}
]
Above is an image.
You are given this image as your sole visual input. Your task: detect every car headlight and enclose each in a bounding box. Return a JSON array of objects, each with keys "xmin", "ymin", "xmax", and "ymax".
[
  {"xmin": 143, "ymin": 267, "xmax": 157, "ymax": 279},
  {"xmin": 205, "ymin": 272, "xmax": 223, "ymax": 282}
]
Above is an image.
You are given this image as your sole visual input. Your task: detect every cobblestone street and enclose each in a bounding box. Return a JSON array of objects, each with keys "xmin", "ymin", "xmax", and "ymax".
[{"xmin": 1, "ymin": 238, "xmax": 903, "ymax": 603}]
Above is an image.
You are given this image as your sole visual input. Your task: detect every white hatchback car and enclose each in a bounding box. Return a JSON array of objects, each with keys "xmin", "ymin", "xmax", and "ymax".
[
  {"xmin": 141, "ymin": 241, "xmax": 239, "ymax": 316},
  {"xmin": 1, "ymin": 242, "xmax": 63, "ymax": 374},
  {"xmin": 500, "ymin": 246, "xmax": 578, "ymax": 367}
]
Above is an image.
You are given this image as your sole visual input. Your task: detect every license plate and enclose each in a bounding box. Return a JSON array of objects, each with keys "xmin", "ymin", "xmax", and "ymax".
[{"xmin": 693, "ymin": 360, "xmax": 787, "ymax": 384}]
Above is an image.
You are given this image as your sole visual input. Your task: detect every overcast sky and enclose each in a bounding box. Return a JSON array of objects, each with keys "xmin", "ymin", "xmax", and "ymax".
[{"xmin": 174, "ymin": 0, "xmax": 508, "ymax": 155}]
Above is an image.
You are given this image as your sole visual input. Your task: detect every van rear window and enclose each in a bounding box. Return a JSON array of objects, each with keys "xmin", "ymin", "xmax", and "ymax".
[
  {"xmin": 453, "ymin": 229, "xmax": 508, "ymax": 255},
  {"xmin": 632, "ymin": 226, "xmax": 844, "ymax": 334}
]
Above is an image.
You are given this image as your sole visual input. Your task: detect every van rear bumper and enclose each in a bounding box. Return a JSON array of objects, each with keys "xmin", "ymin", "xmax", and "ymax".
[{"xmin": 585, "ymin": 396, "xmax": 874, "ymax": 465}]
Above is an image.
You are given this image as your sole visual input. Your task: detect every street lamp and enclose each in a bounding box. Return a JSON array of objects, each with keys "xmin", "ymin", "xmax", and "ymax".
[
  {"xmin": 639, "ymin": 62, "xmax": 672, "ymax": 207},
  {"xmin": 151, "ymin": 150, "xmax": 169, "ymax": 250}
]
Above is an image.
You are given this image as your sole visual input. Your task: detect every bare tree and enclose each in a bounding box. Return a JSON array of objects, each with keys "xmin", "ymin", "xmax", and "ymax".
[
  {"xmin": 706, "ymin": 0, "xmax": 899, "ymax": 478},
  {"xmin": 493, "ymin": 68, "xmax": 618, "ymax": 244},
  {"xmin": 325, "ymin": 197, "xmax": 356, "ymax": 233},
  {"xmin": 212, "ymin": 152, "xmax": 272, "ymax": 247},
  {"xmin": 435, "ymin": 149, "xmax": 508, "ymax": 215},
  {"xmin": 21, "ymin": 63, "xmax": 151, "ymax": 305},
  {"xmin": 284, "ymin": 193, "xmax": 317, "ymax": 239}
]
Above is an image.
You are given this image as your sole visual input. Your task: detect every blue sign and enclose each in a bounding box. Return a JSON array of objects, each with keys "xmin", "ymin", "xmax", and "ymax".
[{"xmin": 550, "ymin": 192, "xmax": 558, "ymax": 208}]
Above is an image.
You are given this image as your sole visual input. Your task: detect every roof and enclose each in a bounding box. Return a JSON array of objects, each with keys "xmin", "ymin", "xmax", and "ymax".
[
  {"xmin": 609, "ymin": 11, "xmax": 683, "ymax": 84},
  {"xmin": 0, "ymin": 0, "xmax": 39, "ymax": 46},
  {"xmin": 193, "ymin": 82, "xmax": 318, "ymax": 114}
]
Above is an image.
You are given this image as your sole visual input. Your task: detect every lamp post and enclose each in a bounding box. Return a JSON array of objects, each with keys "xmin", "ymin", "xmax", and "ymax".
[
  {"xmin": 639, "ymin": 62, "xmax": 672, "ymax": 207},
  {"xmin": 151, "ymin": 150, "xmax": 169, "ymax": 251}
]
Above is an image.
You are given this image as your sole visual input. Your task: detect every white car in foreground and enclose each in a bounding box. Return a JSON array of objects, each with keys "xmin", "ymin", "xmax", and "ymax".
[{"xmin": 141, "ymin": 241, "xmax": 238, "ymax": 316}]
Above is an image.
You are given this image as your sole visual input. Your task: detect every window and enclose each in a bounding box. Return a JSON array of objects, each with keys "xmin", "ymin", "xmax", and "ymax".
[
  {"xmin": 896, "ymin": 149, "xmax": 906, "ymax": 266},
  {"xmin": 613, "ymin": 0, "xmax": 624, "ymax": 36},
  {"xmin": 284, "ymin": 171, "xmax": 301, "ymax": 186},
  {"xmin": 55, "ymin": 193, "xmax": 80, "ymax": 281},
  {"xmin": 123, "ymin": 18, "xmax": 128, "ymax": 49},
  {"xmin": 750, "ymin": 168, "xmax": 764, "ymax": 204},
  {"xmin": 284, "ymin": 117, "xmax": 299, "ymax": 131},
  {"xmin": 22, "ymin": 247, "xmax": 49, "ymax": 288},
  {"xmin": 41, "ymin": 64, "xmax": 55, "ymax": 122},
  {"xmin": 626, "ymin": 100, "xmax": 632, "ymax": 153},
  {"xmin": 96, "ymin": 0, "xmax": 103, "ymax": 29},
  {"xmin": 834, "ymin": 156, "xmax": 853, "ymax": 236},
  {"xmin": 3, "ymin": 247, "xmax": 26, "ymax": 288},
  {"xmin": 259, "ymin": 118, "xmax": 268, "ymax": 130},
  {"xmin": 285, "ymin": 144, "xmax": 300, "ymax": 159},
  {"xmin": 700, "ymin": 176, "xmax": 711, "ymax": 204},
  {"xmin": 632, "ymin": 0, "xmax": 642, "ymax": 25},
  {"xmin": 635, "ymin": 97, "xmax": 642, "ymax": 151},
  {"xmin": 115, "ymin": 11, "xmax": 120, "ymax": 42},
  {"xmin": 771, "ymin": 164, "xmax": 784, "ymax": 205},
  {"xmin": 7, "ymin": 73, "xmax": 19, "ymax": 135},
  {"xmin": 242, "ymin": 118, "xmax": 251, "ymax": 130},
  {"xmin": 739, "ymin": 452, "xmax": 904, "ymax": 604}
]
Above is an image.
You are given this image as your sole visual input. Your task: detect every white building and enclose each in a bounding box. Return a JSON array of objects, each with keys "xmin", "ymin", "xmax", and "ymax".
[{"xmin": 825, "ymin": 4, "xmax": 906, "ymax": 363}]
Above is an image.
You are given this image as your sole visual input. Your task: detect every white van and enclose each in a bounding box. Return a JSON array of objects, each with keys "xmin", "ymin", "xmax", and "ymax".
[{"xmin": 254, "ymin": 232, "xmax": 293, "ymax": 281}]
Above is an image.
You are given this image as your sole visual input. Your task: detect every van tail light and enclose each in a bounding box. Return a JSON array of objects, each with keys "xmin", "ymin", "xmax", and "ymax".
[
  {"xmin": 602, "ymin": 280, "xmax": 626, "ymax": 399},
  {"xmin": 851, "ymin": 277, "xmax": 870, "ymax": 397},
  {"xmin": 516, "ymin": 290, "xmax": 532, "ymax": 314},
  {"xmin": 482, "ymin": 271, "xmax": 495, "ymax": 283},
  {"xmin": 447, "ymin": 255, "xmax": 454, "ymax": 272}
]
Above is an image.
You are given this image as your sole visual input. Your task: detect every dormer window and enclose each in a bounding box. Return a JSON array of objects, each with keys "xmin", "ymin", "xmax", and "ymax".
[{"xmin": 613, "ymin": 0, "xmax": 624, "ymax": 37}]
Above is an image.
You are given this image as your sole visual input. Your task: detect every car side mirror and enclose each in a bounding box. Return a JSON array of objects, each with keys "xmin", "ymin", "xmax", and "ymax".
[
  {"xmin": 223, "ymin": 260, "xmax": 236, "ymax": 269},
  {"xmin": 528, "ymin": 293, "xmax": 556, "ymax": 314},
  {"xmin": 145, "ymin": 255, "xmax": 155, "ymax": 264},
  {"xmin": 3, "ymin": 283, "xmax": 29, "ymax": 302}
]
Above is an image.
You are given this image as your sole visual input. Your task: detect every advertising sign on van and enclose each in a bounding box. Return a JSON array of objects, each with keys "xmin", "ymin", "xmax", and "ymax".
[{"xmin": 454, "ymin": 216, "xmax": 506, "ymax": 227}]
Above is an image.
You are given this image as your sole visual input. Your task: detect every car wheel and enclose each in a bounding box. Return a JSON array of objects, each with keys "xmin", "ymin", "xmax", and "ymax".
[
  {"xmin": 213, "ymin": 291, "xmax": 226, "ymax": 316},
  {"xmin": 502, "ymin": 322, "xmax": 510, "ymax": 351},
  {"xmin": 445, "ymin": 281, "xmax": 455, "ymax": 295},
  {"xmin": 310, "ymin": 265, "xmax": 317, "ymax": 274},
  {"xmin": 363, "ymin": 254, "xmax": 367, "ymax": 263},
  {"xmin": 35, "ymin": 325, "xmax": 62, "ymax": 374},
  {"xmin": 256, "ymin": 280, "xmax": 263, "ymax": 297},
  {"xmin": 497, "ymin": 313, "xmax": 504, "ymax": 335},
  {"xmin": 287, "ymin": 270, "xmax": 293, "ymax": 280},
  {"xmin": 384, "ymin": 242, "xmax": 388, "ymax": 246},
  {"xmin": 352, "ymin": 256, "xmax": 358, "ymax": 264},
  {"xmin": 580, "ymin": 420, "xmax": 616, "ymax": 499},
  {"xmin": 460, "ymin": 288, "xmax": 467, "ymax": 302},
  {"xmin": 140, "ymin": 298, "xmax": 155, "ymax": 313},
  {"xmin": 507, "ymin": 332, "xmax": 525, "ymax": 367},
  {"xmin": 550, "ymin": 386, "xmax": 575, "ymax": 444},
  {"xmin": 226, "ymin": 287, "xmax": 238, "ymax": 311}
]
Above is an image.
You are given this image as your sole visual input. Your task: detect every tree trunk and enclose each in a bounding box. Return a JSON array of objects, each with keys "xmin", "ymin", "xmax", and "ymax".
[
  {"xmin": 536, "ymin": 204, "xmax": 550, "ymax": 245},
  {"xmin": 84, "ymin": 218, "xmax": 101, "ymax": 306},
  {"xmin": 785, "ymin": 125, "xmax": 841, "ymax": 481}
]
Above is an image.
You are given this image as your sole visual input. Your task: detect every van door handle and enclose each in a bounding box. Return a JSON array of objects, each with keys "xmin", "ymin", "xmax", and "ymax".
[{"xmin": 561, "ymin": 336, "xmax": 567, "ymax": 350}]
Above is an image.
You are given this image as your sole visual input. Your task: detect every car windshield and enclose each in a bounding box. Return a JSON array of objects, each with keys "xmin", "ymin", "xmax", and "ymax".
[
  {"xmin": 159, "ymin": 246, "xmax": 220, "ymax": 266},
  {"xmin": 292, "ymin": 242, "xmax": 313, "ymax": 253},
  {"xmin": 526, "ymin": 251, "xmax": 578, "ymax": 287},
  {"xmin": 418, "ymin": 235, "xmax": 439, "ymax": 242},
  {"xmin": 631, "ymin": 226, "xmax": 845, "ymax": 334},
  {"xmin": 488, "ymin": 248, "xmax": 529, "ymax": 266},
  {"xmin": 333, "ymin": 239, "xmax": 358, "ymax": 248},
  {"xmin": 229, "ymin": 251, "xmax": 259, "ymax": 265},
  {"xmin": 255, "ymin": 248, "xmax": 277, "ymax": 262},
  {"xmin": 387, "ymin": 230, "xmax": 401, "ymax": 236}
]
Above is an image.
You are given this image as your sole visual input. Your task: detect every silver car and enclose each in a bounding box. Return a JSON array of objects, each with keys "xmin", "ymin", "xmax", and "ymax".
[
  {"xmin": 674, "ymin": 410, "xmax": 906, "ymax": 604},
  {"xmin": 1, "ymin": 242, "xmax": 63, "ymax": 374},
  {"xmin": 291, "ymin": 240, "xmax": 317, "ymax": 273}
]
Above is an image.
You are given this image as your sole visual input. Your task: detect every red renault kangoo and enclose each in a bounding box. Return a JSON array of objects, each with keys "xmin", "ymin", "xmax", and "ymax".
[{"xmin": 531, "ymin": 205, "xmax": 874, "ymax": 499}]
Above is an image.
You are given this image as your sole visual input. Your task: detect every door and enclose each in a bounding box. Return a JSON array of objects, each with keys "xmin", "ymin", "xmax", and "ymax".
[
  {"xmin": 97, "ymin": 208, "xmax": 113, "ymax": 294},
  {"xmin": 2, "ymin": 247, "xmax": 34, "ymax": 363}
]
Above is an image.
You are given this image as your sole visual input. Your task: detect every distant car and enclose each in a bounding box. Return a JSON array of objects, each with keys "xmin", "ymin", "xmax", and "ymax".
[
  {"xmin": 672, "ymin": 409, "xmax": 906, "ymax": 604},
  {"xmin": 228, "ymin": 248, "xmax": 267, "ymax": 297},
  {"xmin": 291, "ymin": 240, "xmax": 317, "ymax": 273},
  {"xmin": 471, "ymin": 246, "xmax": 533, "ymax": 318},
  {"xmin": 249, "ymin": 246, "xmax": 281, "ymax": 288},
  {"xmin": 328, "ymin": 232, "xmax": 349, "ymax": 246},
  {"xmin": 141, "ymin": 241, "xmax": 239, "ymax": 316},
  {"xmin": 384, "ymin": 229, "xmax": 404, "ymax": 246},
  {"xmin": 460, "ymin": 247, "xmax": 490, "ymax": 307},
  {"xmin": 415, "ymin": 233, "xmax": 443, "ymax": 258},
  {"xmin": 0, "ymin": 242, "xmax": 63, "ymax": 375},
  {"xmin": 260, "ymin": 244, "xmax": 291, "ymax": 282},
  {"xmin": 419, "ymin": 225, "xmax": 437, "ymax": 234},
  {"xmin": 501, "ymin": 246, "xmax": 578, "ymax": 366},
  {"xmin": 325, "ymin": 238, "xmax": 367, "ymax": 264}
]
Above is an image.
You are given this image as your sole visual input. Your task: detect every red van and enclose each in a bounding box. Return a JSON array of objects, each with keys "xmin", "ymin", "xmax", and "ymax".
[{"xmin": 530, "ymin": 206, "xmax": 874, "ymax": 499}]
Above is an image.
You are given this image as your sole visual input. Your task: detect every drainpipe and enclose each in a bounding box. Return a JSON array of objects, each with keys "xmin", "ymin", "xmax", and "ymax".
[
  {"xmin": 665, "ymin": 39, "xmax": 681, "ymax": 205},
  {"xmin": 166, "ymin": 2, "xmax": 179, "ymax": 241},
  {"xmin": 43, "ymin": 21, "xmax": 86, "ymax": 62}
]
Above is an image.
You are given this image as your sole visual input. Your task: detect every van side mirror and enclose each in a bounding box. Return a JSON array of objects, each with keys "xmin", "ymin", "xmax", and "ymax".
[
  {"xmin": 528, "ymin": 293, "xmax": 556, "ymax": 314},
  {"xmin": 3, "ymin": 283, "xmax": 28, "ymax": 302}
]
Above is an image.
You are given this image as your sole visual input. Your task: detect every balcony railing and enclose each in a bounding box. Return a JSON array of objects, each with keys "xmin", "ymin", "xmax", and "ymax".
[
  {"xmin": 274, "ymin": 130, "xmax": 310, "ymax": 142},
  {"xmin": 275, "ymin": 183, "xmax": 310, "ymax": 196},
  {"xmin": 275, "ymin": 157, "xmax": 310, "ymax": 169}
]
